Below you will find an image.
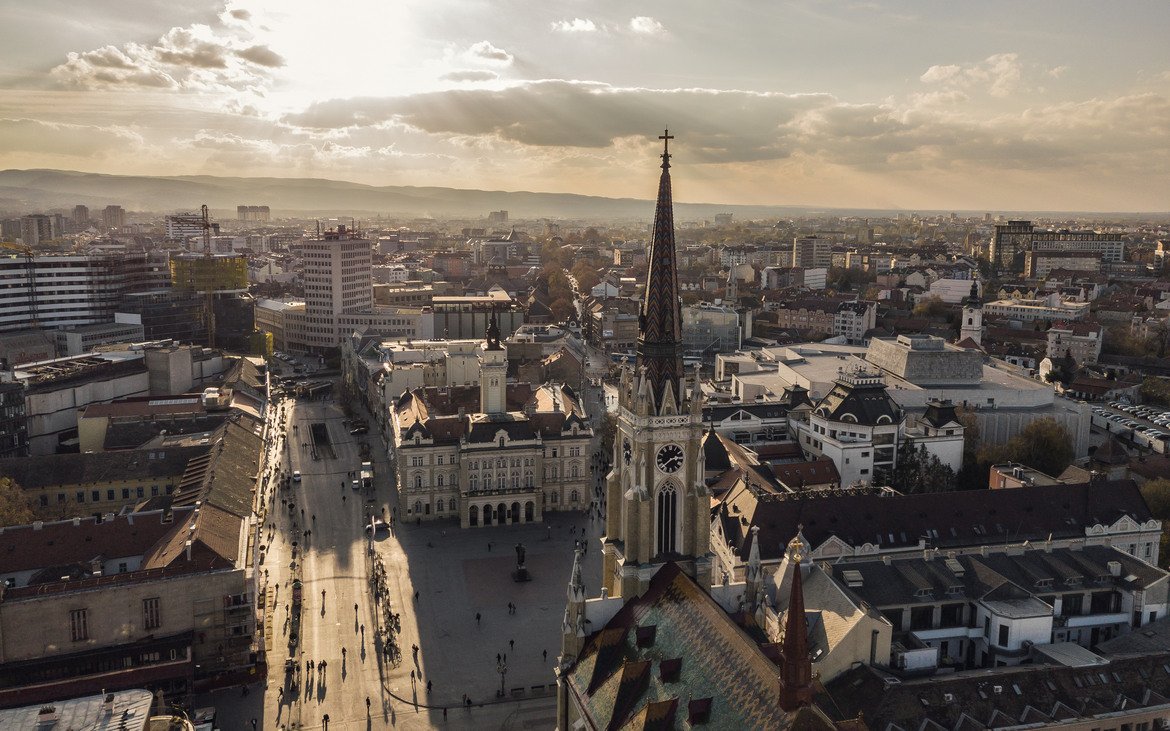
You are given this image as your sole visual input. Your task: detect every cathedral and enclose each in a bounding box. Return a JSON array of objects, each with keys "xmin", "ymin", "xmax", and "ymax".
[{"xmin": 556, "ymin": 134, "xmax": 863, "ymax": 730}]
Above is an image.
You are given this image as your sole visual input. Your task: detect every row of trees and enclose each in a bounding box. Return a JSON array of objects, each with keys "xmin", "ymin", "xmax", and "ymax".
[{"xmin": 955, "ymin": 414, "xmax": 1075, "ymax": 490}]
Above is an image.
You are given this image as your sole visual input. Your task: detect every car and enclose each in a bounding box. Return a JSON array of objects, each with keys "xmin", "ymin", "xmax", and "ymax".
[
  {"xmin": 364, "ymin": 519, "xmax": 389, "ymax": 535},
  {"xmin": 351, "ymin": 479, "xmax": 361, "ymax": 490},
  {"xmin": 349, "ymin": 424, "xmax": 369, "ymax": 435},
  {"xmin": 292, "ymin": 470, "xmax": 302, "ymax": 482},
  {"xmin": 1136, "ymin": 425, "xmax": 1151, "ymax": 432},
  {"xmin": 1125, "ymin": 420, "xmax": 1140, "ymax": 428}
]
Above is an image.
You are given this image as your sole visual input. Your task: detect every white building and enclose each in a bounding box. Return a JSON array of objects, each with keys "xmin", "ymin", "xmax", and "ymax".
[
  {"xmin": 299, "ymin": 226, "xmax": 373, "ymax": 351},
  {"xmin": 791, "ymin": 369, "xmax": 907, "ymax": 485},
  {"xmin": 164, "ymin": 212, "xmax": 204, "ymax": 241},
  {"xmin": 0, "ymin": 252, "xmax": 168, "ymax": 333},
  {"xmin": 833, "ymin": 300, "xmax": 876, "ymax": 345},
  {"xmin": 1047, "ymin": 322, "xmax": 1104, "ymax": 365},
  {"xmin": 984, "ymin": 295, "xmax": 1091, "ymax": 323},
  {"xmin": 390, "ymin": 317, "xmax": 594, "ymax": 526},
  {"xmin": 929, "ymin": 278, "xmax": 981, "ymax": 304}
]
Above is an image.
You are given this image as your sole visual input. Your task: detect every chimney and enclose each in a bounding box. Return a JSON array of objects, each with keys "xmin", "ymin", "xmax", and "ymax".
[
  {"xmin": 126, "ymin": 513, "xmax": 134, "ymax": 526},
  {"xmin": 73, "ymin": 517, "xmax": 80, "ymax": 527},
  {"xmin": 185, "ymin": 539, "xmax": 193, "ymax": 561},
  {"xmin": 1108, "ymin": 561, "xmax": 1122, "ymax": 577}
]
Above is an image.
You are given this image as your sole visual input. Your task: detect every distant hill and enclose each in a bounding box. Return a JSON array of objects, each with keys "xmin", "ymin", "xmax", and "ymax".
[{"xmin": 0, "ymin": 169, "xmax": 815, "ymax": 221}]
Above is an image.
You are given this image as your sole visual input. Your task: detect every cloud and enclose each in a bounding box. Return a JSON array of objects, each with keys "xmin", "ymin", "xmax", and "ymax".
[
  {"xmin": 552, "ymin": 18, "xmax": 597, "ymax": 33},
  {"xmin": 466, "ymin": 41, "xmax": 513, "ymax": 66},
  {"xmin": 919, "ymin": 53, "xmax": 1047, "ymax": 98},
  {"xmin": 280, "ymin": 78, "xmax": 1170, "ymax": 181},
  {"xmin": 229, "ymin": 9, "xmax": 251, "ymax": 21},
  {"xmin": 51, "ymin": 21, "xmax": 280, "ymax": 92},
  {"xmin": 236, "ymin": 44, "xmax": 285, "ymax": 68},
  {"xmin": 628, "ymin": 16, "xmax": 666, "ymax": 36},
  {"xmin": 441, "ymin": 70, "xmax": 498, "ymax": 83},
  {"xmin": 0, "ymin": 118, "xmax": 143, "ymax": 157}
]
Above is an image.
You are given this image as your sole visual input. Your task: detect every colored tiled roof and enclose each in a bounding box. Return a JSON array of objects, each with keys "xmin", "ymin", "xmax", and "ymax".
[{"xmin": 565, "ymin": 562, "xmax": 834, "ymax": 730}]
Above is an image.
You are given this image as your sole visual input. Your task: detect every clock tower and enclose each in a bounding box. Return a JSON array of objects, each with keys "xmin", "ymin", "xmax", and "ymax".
[{"xmin": 602, "ymin": 131, "xmax": 712, "ymax": 599}]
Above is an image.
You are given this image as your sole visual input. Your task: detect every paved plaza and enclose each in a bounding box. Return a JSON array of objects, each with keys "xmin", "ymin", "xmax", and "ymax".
[{"xmin": 197, "ymin": 388, "xmax": 605, "ymax": 730}]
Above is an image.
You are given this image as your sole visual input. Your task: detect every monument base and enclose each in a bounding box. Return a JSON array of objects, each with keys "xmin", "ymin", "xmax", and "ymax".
[{"xmin": 512, "ymin": 567, "xmax": 531, "ymax": 583}]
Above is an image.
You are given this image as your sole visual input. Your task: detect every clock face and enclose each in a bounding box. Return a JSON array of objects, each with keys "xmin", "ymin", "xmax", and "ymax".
[
  {"xmin": 656, "ymin": 444, "xmax": 684, "ymax": 474},
  {"xmin": 623, "ymin": 439, "xmax": 632, "ymax": 465}
]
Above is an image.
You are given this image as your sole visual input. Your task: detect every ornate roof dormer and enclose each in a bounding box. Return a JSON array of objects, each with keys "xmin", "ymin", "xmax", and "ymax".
[{"xmin": 636, "ymin": 129, "xmax": 685, "ymax": 416}]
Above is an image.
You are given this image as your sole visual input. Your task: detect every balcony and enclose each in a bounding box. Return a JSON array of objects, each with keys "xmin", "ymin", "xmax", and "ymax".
[{"xmin": 1060, "ymin": 612, "xmax": 1128, "ymax": 629}]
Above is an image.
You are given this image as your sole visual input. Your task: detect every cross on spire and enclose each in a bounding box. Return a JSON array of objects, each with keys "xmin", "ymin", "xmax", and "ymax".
[{"xmin": 659, "ymin": 128, "xmax": 674, "ymax": 169}]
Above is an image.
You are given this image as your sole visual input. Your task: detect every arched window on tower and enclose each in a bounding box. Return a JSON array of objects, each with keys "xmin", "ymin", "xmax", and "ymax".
[{"xmin": 656, "ymin": 484, "xmax": 678, "ymax": 556}]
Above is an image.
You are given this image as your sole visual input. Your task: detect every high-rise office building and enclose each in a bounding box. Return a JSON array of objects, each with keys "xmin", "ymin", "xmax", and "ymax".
[
  {"xmin": 18, "ymin": 215, "xmax": 53, "ymax": 246},
  {"xmin": 102, "ymin": 205, "xmax": 126, "ymax": 231},
  {"xmin": 792, "ymin": 234, "xmax": 832, "ymax": 269},
  {"xmin": 236, "ymin": 205, "xmax": 271, "ymax": 222},
  {"xmin": 71, "ymin": 205, "xmax": 89, "ymax": 226},
  {"xmin": 300, "ymin": 225, "xmax": 373, "ymax": 350}
]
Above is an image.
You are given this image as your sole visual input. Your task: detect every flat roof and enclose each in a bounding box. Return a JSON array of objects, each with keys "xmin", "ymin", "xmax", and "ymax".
[{"xmin": 0, "ymin": 689, "xmax": 154, "ymax": 729}]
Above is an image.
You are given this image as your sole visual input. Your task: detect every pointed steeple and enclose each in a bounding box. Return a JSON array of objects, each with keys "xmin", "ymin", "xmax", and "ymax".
[
  {"xmin": 485, "ymin": 306, "xmax": 503, "ymax": 351},
  {"xmin": 745, "ymin": 525, "xmax": 763, "ymax": 610},
  {"xmin": 561, "ymin": 548, "xmax": 587, "ymax": 664},
  {"xmin": 965, "ymin": 278, "xmax": 982, "ymax": 308},
  {"xmin": 636, "ymin": 129, "xmax": 684, "ymax": 415},
  {"xmin": 778, "ymin": 539, "xmax": 814, "ymax": 712}
]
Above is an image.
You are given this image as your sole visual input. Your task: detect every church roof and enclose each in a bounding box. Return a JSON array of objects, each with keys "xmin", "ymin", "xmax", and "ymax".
[
  {"xmin": 717, "ymin": 479, "xmax": 1152, "ymax": 565},
  {"xmin": 702, "ymin": 427, "xmax": 732, "ymax": 471},
  {"xmin": 564, "ymin": 562, "xmax": 838, "ymax": 731}
]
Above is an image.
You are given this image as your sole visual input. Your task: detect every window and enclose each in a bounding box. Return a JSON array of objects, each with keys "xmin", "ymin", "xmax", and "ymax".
[
  {"xmin": 77, "ymin": 491, "xmax": 85, "ymax": 503},
  {"xmin": 38, "ymin": 495, "xmax": 47, "ymax": 507},
  {"xmin": 143, "ymin": 597, "xmax": 161, "ymax": 630},
  {"xmin": 107, "ymin": 489, "xmax": 115, "ymax": 501},
  {"xmin": 136, "ymin": 487, "xmax": 144, "ymax": 498},
  {"xmin": 414, "ymin": 500, "xmax": 422, "ymax": 514},
  {"xmin": 499, "ymin": 437, "xmax": 505, "ymax": 448},
  {"xmin": 437, "ymin": 475, "xmax": 444, "ymax": 487},
  {"xmin": 997, "ymin": 624, "xmax": 1009, "ymax": 647},
  {"xmin": 122, "ymin": 488, "xmax": 130, "ymax": 499},
  {"xmin": 70, "ymin": 608, "xmax": 89, "ymax": 641},
  {"xmin": 436, "ymin": 500, "xmax": 444, "ymax": 512},
  {"xmin": 656, "ymin": 485, "xmax": 677, "ymax": 555},
  {"xmin": 437, "ymin": 456, "xmax": 444, "ymax": 465},
  {"xmin": 414, "ymin": 475, "xmax": 422, "ymax": 489}
]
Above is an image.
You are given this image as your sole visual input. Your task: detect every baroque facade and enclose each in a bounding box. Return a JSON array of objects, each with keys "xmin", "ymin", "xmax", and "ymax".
[{"xmin": 390, "ymin": 312, "xmax": 594, "ymax": 527}]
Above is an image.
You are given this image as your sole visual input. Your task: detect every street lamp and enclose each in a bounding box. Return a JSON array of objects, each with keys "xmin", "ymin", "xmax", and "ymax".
[{"xmin": 496, "ymin": 654, "xmax": 508, "ymax": 698}]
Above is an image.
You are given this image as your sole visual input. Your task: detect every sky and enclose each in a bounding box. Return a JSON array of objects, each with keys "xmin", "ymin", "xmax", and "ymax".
[{"xmin": 1, "ymin": 0, "xmax": 1169, "ymax": 211}]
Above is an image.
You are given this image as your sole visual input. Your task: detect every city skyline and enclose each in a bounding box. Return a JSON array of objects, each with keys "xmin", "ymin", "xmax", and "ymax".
[{"xmin": 2, "ymin": 1, "xmax": 1169, "ymax": 211}]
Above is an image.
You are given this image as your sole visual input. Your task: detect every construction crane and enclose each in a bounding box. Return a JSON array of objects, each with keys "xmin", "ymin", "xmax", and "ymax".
[
  {"xmin": 0, "ymin": 241, "xmax": 37, "ymax": 329},
  {"xmin": 200, "ymin": 204, "xmax": 216, "ymax": 348}
]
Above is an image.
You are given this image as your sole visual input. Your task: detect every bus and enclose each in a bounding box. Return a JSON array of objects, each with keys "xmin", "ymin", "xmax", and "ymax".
[{"xmin": 361, "ymin": 461, "xmax": 374, "ymax": 490}]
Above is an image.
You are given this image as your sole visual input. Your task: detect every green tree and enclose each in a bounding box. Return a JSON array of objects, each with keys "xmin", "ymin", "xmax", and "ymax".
[
  {"xmin": 1141, "ymin": 377, "xmax": 1170, "ymax": 408},
  {"xmin": 1006, "ymin": 418, "xmax": 1074, "ymax": 477},
  {"xmin": 1139, "ymin": 477, "xmax": 1170, "ymax": 566},
  {"xmin": 0, "ymin": 477, "xmax": 33, "ymax": 526},
  {"xmin": 890, "ymin": 443, "xmax": 957, "ymax": 493},
  {"xmin": 912, "ymin": 295, "xmax": 948, "ymax": 318}
]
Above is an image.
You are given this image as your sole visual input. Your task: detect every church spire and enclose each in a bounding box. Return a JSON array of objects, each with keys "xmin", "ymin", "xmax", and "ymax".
[
  {"xmin": 779, "ymin": 540, "xmax": 814, "ymax": 711},
  {"xmin": 636, "ymin": 129, "xmax": 684, "ymax": 414},
  {"xmin": 485, "ymin": 306, "xmax": 503, "ymax": 350}
]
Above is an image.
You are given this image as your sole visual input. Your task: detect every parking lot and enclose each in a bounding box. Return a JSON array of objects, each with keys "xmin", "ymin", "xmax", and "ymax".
[{"xmin": 1092, "ymin": 401, "xmax": 1170, "ymax": 453}]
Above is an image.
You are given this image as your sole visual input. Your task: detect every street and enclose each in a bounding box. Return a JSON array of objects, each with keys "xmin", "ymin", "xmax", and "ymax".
[{"xmin": 199, "ymin": 385, "xmax": 606, "ymax": 729}]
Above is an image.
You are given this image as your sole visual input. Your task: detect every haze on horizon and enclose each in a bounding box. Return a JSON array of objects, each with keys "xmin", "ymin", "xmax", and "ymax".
[{"xmin": 1, "ymin": 0, "xmax": 1168, "ymax": 212}]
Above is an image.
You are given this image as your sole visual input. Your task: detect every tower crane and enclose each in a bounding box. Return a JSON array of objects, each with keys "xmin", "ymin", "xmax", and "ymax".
[{"xmin": 200, "ymin": 204, "xmax": 216, "ymax": 348}]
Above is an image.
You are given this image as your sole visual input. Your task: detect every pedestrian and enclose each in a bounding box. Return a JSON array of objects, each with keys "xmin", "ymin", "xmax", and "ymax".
[
  {"xmin": 414, "ymin": 590, "xmax": 419, "ymax": 601},
  {"xmin": 444, "ymin": 707, "xmax": 448, "ymax": 720},
  {"xmin": 510, "ymin": 638, "xmax": 514, "ymax": 651},
  {"xmin": 543, "ymin": 649, "xmax": 548, "ymax": 662},
  {"xmin": 427, "ymin": 680, "xmax": 432, "ymax": 694},
  {"xmin": 411, "ymin": 669, "xmax": 416, "ymax": 681},
  {"xmin": 488, "ymin": 541, "xmax": 492, "ymax": 552},
  {"xmin": 366, "ymin": 696, "xmax": 371, "ymax": 712},
  {"xmin": 476, "ymin": 612, "xmax": 481, "ymax": 626},
  {"xmin": 251, "ymin": 718, "xmax": 257, "ymax": 730},
  {"xmin": 497, "ymin": 652, "xmax": 501, "ymax": 664}
]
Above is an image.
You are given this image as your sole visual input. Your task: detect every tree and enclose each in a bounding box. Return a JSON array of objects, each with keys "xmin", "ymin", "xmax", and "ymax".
[
  {"xmin": 0, "ymin": 477, "xmax": 33, "ymax": 527},
  {"xmin": 1139, "ymin": 478, "xmax": 1170, "ymax": 566},
  {"xmin": 1141, "ymin": 377, "xmax": 1170, "ymax": 408},
  {"xmin": 549, "ymin": 297, "xmax": 575, "ymax": 322},
  {"xmin": 889, "ymin": 443, "xmax": 957, "ymax": 493},
  {"xmin": 912, "ymin": 295, "xmax": 948, "ymax": 318},
  {"xmin": 571, "ymin": 260, "xmax": 601, "ymax": 292},
  {"xmin": 1005, "ymin": 418, "xmax": 1074, "ymax": 478}
]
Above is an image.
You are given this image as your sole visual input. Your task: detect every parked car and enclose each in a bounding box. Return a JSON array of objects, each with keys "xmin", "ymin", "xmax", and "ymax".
[{"xmin": 292, "ymin": 470, "xmax": 302, "ymax": 482}]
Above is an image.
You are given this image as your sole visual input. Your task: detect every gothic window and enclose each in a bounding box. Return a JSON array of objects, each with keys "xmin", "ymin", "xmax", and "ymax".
[
  {"xmin": 551, "ymin": 466, "xmax": 558, "ymax": 479},
  {"xmin": 656, "ymin": 485, "xmax": 678, "ymax": 556},
  {"xmin": 551, "ymin": 492, "xmax": 559, "ymax": 504},
  {"xmin": 448, "ymin": 498, "xmax": 457, "ymax": 512},
  {"xmin": 437, "ymin": 475, "xmax": 444, "ymax": 487},
  {"xmin": 437, "ymin": 455, "xmax": 444, "ymax": 465},
  {"xmin": 571, "ymin": 463, "xmax": 579, "ymax": 478},
  {"xmin": 451, "ymin": 473, "xmax": 458, "ymax": 486},
  {"xmin": 414, "ymin": 474, "xmax": 422, "ymax": 489}
]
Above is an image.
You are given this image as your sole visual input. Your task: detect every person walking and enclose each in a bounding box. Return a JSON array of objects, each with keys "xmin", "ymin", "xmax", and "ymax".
[
  {"xmin": 476, "ymin": 612, "xmax": 481, "ymax": 626},
  {"xmin": 509, "ymin": 639, "xmax": 514, "ymax": 651}
]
